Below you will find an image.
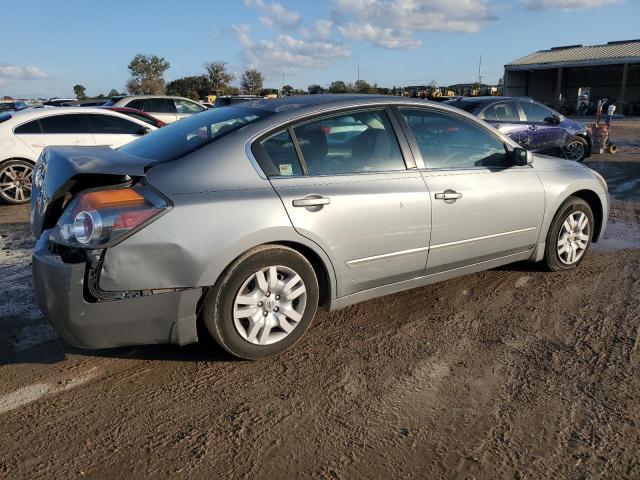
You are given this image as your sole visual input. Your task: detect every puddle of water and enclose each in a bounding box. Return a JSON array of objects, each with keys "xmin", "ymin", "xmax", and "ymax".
[{"xmin": 593, "ymin": 221, "xmax": 640, "ymax": 252}]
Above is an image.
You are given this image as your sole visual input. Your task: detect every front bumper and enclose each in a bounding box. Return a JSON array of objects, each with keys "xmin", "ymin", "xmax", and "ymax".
[{"xmin": 32, "ymin": 231, "xmax": 200, "ymax": 349}]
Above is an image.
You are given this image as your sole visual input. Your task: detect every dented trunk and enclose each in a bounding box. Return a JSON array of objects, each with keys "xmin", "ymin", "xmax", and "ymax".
[{"xmin": 30, "ymin": 146, "xmax": 155, "ymax": 238}]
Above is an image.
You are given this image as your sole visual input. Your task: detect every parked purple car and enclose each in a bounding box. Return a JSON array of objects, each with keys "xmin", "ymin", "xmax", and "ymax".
[{"xmin": 445, "ymin": 96, "xmax": 592, "ymax": 162}]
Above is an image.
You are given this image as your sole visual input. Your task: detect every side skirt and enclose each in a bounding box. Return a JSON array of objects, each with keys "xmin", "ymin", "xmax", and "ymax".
[{"xmin": 329, "ymin": 248, "xmax": 535, "ymax": 311}]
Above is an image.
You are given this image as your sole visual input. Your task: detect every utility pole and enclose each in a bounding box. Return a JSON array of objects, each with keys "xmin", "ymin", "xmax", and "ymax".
[
  {"xmin": 478, "ymin": 54, "xmax": 483, "ymax": 88},
  {"xmin": 357, "ymin": 65, "xmax": 360, "ymax": 83}
]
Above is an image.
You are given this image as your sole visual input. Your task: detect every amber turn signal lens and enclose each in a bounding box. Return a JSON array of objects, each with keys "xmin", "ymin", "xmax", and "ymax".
[{"xmin": 74, "ymin": 189, "xmax": 146, "ymax": 214}]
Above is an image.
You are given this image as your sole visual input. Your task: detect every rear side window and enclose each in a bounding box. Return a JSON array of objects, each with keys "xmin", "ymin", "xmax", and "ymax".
[
  {"xmin": 399, "ymin": 108, "xmax": 508, "ymax": 169},
  {"xmin": 481, "ymin": 102, "xmax": 520, "ymax": 122},
  {"xmin": 87, "ymin": 114, "xmax": 143, "ymax": 134},
  {"xmin": 39, "ymin": 114, "xmax": 92, "ymax": 134},
  {"xmin": 255, "ymin": 130, "xmax": 303, "ymax": 177},
  {"xmin": 125, "ymin": 99, "xmax": 145, "ymax": 110},
  {"xmin": 120, "ymin": 106, "xmax": 272, "ymax": 162},
  {"xmin": 125, "ymin": 112, "xmax": 156, "ymax": 126},
  {"xmin": 292, "ymin": 109, "xmax": 406, "ymax": 175},
  {"xmin": 143, "ymin": 98, "xmax": 176, "ymax": 114},
  {"xmin": 14, "ymin": 119, "xmax": 42, "ymax": 134}
]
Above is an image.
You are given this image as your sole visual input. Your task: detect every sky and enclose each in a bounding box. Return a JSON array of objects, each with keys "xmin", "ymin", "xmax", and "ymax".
[{"xmin": 2, "ymin": 0, "xmax": 639, "ymax": 98}]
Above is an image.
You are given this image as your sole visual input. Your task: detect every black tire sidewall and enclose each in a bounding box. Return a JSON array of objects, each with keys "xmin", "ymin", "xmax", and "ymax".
[
  {"xmin": 544, "ymin": 197, "xmax": 594, "ymax": 271},
  {"xmin": 203, "ymin": 246, "xmax": 319, "ymax": 360},
  {"xmin": 0, "ymin": 159, "xmax": 34, "ymax": 205}
]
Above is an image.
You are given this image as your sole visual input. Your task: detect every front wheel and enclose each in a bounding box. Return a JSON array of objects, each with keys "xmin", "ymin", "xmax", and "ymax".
[
  {"xmin": 563, "ymin": 136, "xmax": 588, "ymax": 162},
  {"xmin": 202, "ymin": 245, "xmax": 319, "ymax": 359},
  {"xmin": 0, "ymin": 159, "xmax": 34, "ymax": 205},
  {"xmin": 543, "ymin": 197, "xmax": 594, "ymax": 271}
]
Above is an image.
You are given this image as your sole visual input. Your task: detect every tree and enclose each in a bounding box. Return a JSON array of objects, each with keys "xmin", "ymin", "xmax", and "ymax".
[
  {"xmin": 328, "ymin": 80, "xmax": 348, "ymax": 94},
  {"xmin": 307, "ymin": 84, "xmax": 324, "ymax": 95},
  {"xmin": 107, "ymin": 89, "xmax": 122, "ymax": 97},
  {"xmin": 240, "ymin": 69, "xmax": 263, "ymax": 95},
  {"xmin": 73, "ymin": 84, "xmax": 87, "ymax": 100},
  {"xmin": 260, "ymin": 88, "xmax": 279, "ymax": 97},
  {"xmin": 354, "ymin": 79, "xmax": 372, "ymax": 94},
  {"xmin": 126, "ymin": 54, "xmax": 170, "ymax": 95},
  {"xmin": 281, "ymin": 85, "xmax": 294, "ymax": 96},
  {"xmin": 203, "ymin": 61, "xmax": 234, "ymax": 95},
  {"xmin": 166, "ymin": 76, "xmax": 209, "ymax": 100}
]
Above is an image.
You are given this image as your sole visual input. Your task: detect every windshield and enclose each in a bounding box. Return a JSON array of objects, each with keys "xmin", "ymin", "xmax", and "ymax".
[{"xmin": 120, "ymin": 106, "xmax": 273, "ymax": 162}]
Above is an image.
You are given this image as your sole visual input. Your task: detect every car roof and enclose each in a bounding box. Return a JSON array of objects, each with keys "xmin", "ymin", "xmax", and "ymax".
[
  {"xmin": 116, "ymin": 95, "xmax": 194, "ymax": 101},
  {"xmin": 1, "ymin": 106, "xmax": 154, "ymax": 128}
]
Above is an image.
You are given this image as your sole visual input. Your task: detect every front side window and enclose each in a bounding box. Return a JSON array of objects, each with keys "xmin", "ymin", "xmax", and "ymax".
[
  {"xmin": 520, "ymin": 101, "xmax": 556, "ymax": 123},
  {"xmin": 292, "ymin": 109, "xmax": 406, "ymax": 175},
  {"xmin": 399, "ymin": 108, "xmax": 508, "ymax": 169},
  {"xmin": 39, "ymin": 114, "xmax": 92, "ymax": 134},
  {"xmin": 87, "ymin": 114, "xmax": 143, "ymax": 135},
  {"xmin": 481, "ymin": 102, "xmax": 520, "ymax": 122},
  {"xmin": 120, "ymin": 106, "xmax": 272, "ymax": 162},
  {"xmin": 175, "ymin": 99, "xmax": 205, "ymax": 114}
]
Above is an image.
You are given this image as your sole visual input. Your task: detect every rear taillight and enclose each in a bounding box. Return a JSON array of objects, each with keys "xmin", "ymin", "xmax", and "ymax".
[{"xmin": 50, "ymin": 186, "xmax": 169, "ymax": 248}]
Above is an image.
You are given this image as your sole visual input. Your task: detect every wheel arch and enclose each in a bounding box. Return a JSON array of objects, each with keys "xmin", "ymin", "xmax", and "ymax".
[
  {"xmin": 575, "ymin": 133, "xmax": 592, "ymax": 157},
  {"xmin": 568, "ymin": 189, "xmax": 604, "ymax": 242},
  {"xmin": 0, "ymin": 156, "xmax": 36, "ymax": 166}
]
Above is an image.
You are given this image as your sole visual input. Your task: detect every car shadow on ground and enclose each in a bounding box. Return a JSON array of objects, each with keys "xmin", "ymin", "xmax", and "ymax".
[{"xmin": 0, "ymin": 328, "xmax": 238, "ymax": 367}]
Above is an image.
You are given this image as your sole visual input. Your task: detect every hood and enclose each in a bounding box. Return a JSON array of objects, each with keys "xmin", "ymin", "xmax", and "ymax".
[
  {"xmin": 30, "ymin": 146, "xmax": 155, "ymax": 238},
  {"xmin": 531, "ymin": 153, "xmax": 587, "ymax": 172}
]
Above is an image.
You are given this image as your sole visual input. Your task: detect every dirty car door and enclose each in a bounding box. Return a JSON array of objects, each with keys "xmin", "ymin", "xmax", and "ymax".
[{"xmin": 254, "ymin": 108, "xmax": 431, "ymax": 297}]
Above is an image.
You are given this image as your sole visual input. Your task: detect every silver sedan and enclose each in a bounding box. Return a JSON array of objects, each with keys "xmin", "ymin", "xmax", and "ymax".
[{"xmin": 30, "ymin": 95, "xmax": 609, "ymax": 359}]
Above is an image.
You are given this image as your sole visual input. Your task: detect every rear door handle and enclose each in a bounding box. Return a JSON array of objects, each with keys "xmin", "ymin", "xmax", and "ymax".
[
  {"xmin": 434, "ymin": 190, "xmax": 462, "ymax": 203},
  {"xmin": 292, "ymin": 196, "xmax": 331, "ymax": 207}
]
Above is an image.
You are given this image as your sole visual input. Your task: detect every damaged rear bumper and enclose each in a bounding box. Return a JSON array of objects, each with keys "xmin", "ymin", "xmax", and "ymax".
[{"xmin": 32, "ymin": 231, "xmax": 201, "ymax": 349}]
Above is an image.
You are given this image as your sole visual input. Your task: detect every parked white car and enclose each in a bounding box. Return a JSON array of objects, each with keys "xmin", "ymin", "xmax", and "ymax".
[
  {"xmin": 107, "ymin": 95, "xmax": 207, "ymax": 124},
  {"xmin": 0, "ymin": 107, "xmax": 156, "ymax": 204}
]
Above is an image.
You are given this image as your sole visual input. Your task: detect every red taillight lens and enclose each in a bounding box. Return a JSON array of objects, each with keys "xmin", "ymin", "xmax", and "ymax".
[{"xmin": 50, "ymin": 187, "xmax": 169, "ymax": 248}]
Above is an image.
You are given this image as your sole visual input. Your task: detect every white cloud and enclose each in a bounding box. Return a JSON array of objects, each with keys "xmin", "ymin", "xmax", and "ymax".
[
  {"xmin": 0, "ymin": 65, "xmax": 47, "ymax": 81},
  {"xmin": 520, "ymin": 0, "xmax": 621, "ymax": 10},
  {"xmin": 314, "ymin": 20, "xmax": 334, "ymax": 39},
  {"xmin": 245, "ymin": 0, "xmax": 301, "ymax": 29},
  {"xmin": 233, "ymin": 23, "xmax": 350, "ymax": 75},
  {"xmin": 332, "ymin": 0, "xmax": 497, "ymax": 48}
]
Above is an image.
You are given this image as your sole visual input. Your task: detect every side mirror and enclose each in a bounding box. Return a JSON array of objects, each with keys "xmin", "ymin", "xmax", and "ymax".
[
  {"xmin": 511, "ymin": 147, "xmax": 533, "ymax": 166},
  {"xmin": 544, "ymin": 115, "xmax": 560, "ymax": 125},
  {"xmin": 137, "ymin": 126, "xmax": 152, "ymax": 135}
]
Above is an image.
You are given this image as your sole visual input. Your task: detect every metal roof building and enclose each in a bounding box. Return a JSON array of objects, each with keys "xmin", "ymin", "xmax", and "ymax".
[{"xmin": 504, "ymin": 40, "xmax": 640, "ymax": 115}]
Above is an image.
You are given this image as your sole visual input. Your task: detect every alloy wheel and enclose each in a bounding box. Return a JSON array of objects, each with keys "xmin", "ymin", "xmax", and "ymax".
[
  {"xmin": 564, "ymin": 141, "xmax": 585, "ymax": 161},
  {"xmin": 0, "ymin": 163, "xmax": 33, "ymax": 203},
  {"xmin": 233, "ymin": 265, "xmax": 307, "ymax": 345},
  {"xmin": 557, "ymin": 211, "xmax": 590, "ymax": 265}
]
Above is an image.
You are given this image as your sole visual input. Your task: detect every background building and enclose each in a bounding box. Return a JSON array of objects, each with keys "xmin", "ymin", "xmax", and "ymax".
[{"xmin": 504, "ymin": 39, "xmax": 640, "ymax": 115}]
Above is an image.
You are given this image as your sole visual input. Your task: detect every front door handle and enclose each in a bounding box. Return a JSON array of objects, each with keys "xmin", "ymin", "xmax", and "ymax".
[
  {"xmin": 292, "ymin": 196, "xmax": 331, "ymax": 207},
  {"xmin": 434, "ymin": 190, "xmax": 462, "ymax": 204}
]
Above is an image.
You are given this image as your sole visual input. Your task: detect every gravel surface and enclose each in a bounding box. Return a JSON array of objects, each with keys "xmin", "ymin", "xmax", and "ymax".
[{"xmin": 1, "ymin": 120, "xmax": 639, "ymax": 479}]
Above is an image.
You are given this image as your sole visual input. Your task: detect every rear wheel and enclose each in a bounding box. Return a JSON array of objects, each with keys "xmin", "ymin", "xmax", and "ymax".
[
  {"xmin": 202, "ymin": 245, "xmax": 319, "ymax": 359},
  {"xmin": 563, "ymin": 136, "xmax": 588, "ymax": 162},
  {"xmin": 543, "ymin": 197, "xmax": 594, "ymax": 271},
  {"xmin": 0, "ymin": 159, "xmax": 34, "ymax": 205}
]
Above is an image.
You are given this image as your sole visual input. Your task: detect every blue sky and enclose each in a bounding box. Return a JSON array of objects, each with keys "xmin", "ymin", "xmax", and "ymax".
[{"xmin": 2, "ymin": 0, "xmax": 638, "ymax": 98}]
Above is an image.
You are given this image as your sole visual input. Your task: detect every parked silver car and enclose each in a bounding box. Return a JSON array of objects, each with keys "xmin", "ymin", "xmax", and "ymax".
[{"xmin": 31, "ymin": 95, "xmax": 609, "ymax": 359}]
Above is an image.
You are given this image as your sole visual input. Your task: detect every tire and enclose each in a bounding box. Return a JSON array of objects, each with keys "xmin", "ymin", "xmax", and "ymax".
[
  {"xmin": 608, "ymin": 144, "xmax": 618, "ymax": 154},
  {"xmin": 0, "ymin": 159, "xmax": 34, "ymax": 205},
  {"xmin": 202, "ymin": 245, "xmax": 319, "ymax": 360},
  {"xmin": 563, "ymin": 136, "xmax": 588, "ymax": 162},
  {"xmin": 543, "ymin": 197, "xmax": 594, "ymax": 272}
]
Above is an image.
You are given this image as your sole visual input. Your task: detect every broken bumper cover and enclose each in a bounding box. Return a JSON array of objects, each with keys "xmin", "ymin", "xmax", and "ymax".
[{"xmin": 32, "ymin": 231, "xmax": 200, "ymax": 349}]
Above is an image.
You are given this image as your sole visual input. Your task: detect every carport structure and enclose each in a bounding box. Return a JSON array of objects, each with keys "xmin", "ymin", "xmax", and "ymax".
[{"xmin": 504, "ymin": 40, "xmax": 640, "ymax": 115}]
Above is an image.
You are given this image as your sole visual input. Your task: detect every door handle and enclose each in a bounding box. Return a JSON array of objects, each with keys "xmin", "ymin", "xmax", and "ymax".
[
  {"xmin": 292, "ymin": 196, "xmax": 331, "ymax": 207},
  {"xmin": 434, "ymin": 190, "xmax": 462, "ymax": 203},
  {"xmin": 528, "ymin": 125, "xmax": 537, "ymax": 131}
]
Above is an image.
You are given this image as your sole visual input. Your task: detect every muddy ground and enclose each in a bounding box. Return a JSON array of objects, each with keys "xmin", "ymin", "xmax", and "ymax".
[{"xmin": 1, "ymin": 120, "xmax": 639, "ymax": 479}]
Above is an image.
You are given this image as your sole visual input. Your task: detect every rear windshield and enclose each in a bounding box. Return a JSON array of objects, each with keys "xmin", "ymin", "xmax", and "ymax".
[
  {"xmin": 444, "ymin": 100, "xmax": 485, "ymax": 114},
  {"xmin": 120, "ymin": 106, "xmax": 273, "ymax": 162}
]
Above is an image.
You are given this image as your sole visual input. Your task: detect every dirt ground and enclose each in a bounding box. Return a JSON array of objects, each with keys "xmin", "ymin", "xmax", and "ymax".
[{"xmin": 1, "ymin": 120, "xmax": 639, "ymax": 479}]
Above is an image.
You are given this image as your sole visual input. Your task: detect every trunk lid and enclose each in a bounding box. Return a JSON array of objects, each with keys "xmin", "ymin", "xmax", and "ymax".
[{"xmin": 30, "ymin": 146, "xmax": 155, "ymax": 239}]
